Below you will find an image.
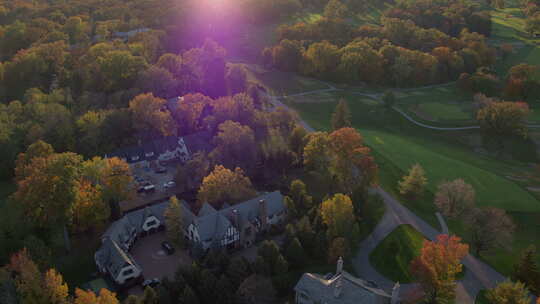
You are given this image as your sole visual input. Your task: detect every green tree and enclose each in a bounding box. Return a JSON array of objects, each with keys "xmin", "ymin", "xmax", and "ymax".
[
  {"xmin": 382, "ymin": 91, "xmax": 396, "ymax": 108},
  {"xmin": 487, "ymin": 281, "xmax": 531, "ymax": 304},
  {"xmin": 179, "ymin": 286, "xmax": 199, "ymax": 304},
  {"xmin": 512, "ymin": 246, "xmax": 540, "ymax": 295},
  {"xmin": 320, "ymin": 194, "xmax": 355, "ymax": 241},
  {"xmin": 288, "ymin": 180, "xmax": 313, "ymax": 216},
  {"xmin": 398, "ymin": 163, "xmax": 428, "ymax": 199},
  {"xmin": 164, "ymin": 196, "xmax": 184, "ymax": 248},
  {"xmin": 477, "ymin": 101, "xmax": 529, "ymax": 140},
  {"xmin": 288, "ymin": 125, "xmax": 308, "ymax": 160},
  {"xmin": 215, "ymin": 275, "xmax": 234, "ymax": 304},
  {"xmin": 274, "ymin": 254, "xmax": 289, "ymax": 275},
  {"xmin": 512, "ymin": 245, "xmax": 540, "ymax": 294},
  {"xmin": 226, "ymin": 65, "xmax": 248, "ymax": 95},
  {"xmin": 331, "ymin": 99, "xmax": 351, "ymax": 130},
  {"xmin": 210, "ymin": 121, "xmax": 257, "ymax": 173},
  {"xmin": 324, "ymin": 0, "xmax": 348, "ymax": 19},
  {"xmin": 285, "ymin": 237, "xmax": 306, "ymax": 268},
  {"xmin": 258, "ymin": 240, "xmax": 281, "ymax": 271},
  {"xmin": 141, "ymin": 286, "xmax": 158, "ymax": 304}
]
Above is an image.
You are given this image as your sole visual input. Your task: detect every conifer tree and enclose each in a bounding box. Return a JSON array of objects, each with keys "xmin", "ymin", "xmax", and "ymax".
[
  {"xmin": 179, "ymin": 286, "xmax": 199, "ymax": 304},
  {"xmin": 512, "ymin": 246, "xmax": 540, "ymax": 295},
  {"xmin": 331, "ymin": 99, "xmax": 351, "ymax": 130},
  {"xmin": 164, "ymin": 196, "xmax": 184, "ymax": 247}
]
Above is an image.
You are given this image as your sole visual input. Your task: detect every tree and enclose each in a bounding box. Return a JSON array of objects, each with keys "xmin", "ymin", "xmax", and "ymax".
[
  {"xmin": 287, "ymin": 180, "xmax": 313, "ymax": 217},
  {"xmin": 331, "ymin": 99, "xmax": 351, "ymax": 130},
  {"xmin": 320, "ymin": 194, "xmax": 355, "ymax": 240},
  {"xmin": 136, "ymin": 66, "xmax": 178, "ymax": 99},
  {"xmin": 174, "ymin": 152, "xmax": 210, "ymax": 192},
  {"xmin": 260, "ymin": 129, "xmax": 296, "ymax": 179},
  {"xmin": 226, "ymin": 65, "xmax": 248, "ymax": 95},
  {"xmin": 512, "ymin": 246, "xmax": 540, "ymax": 295},
  {"xmin": 465, "ymin": 207, "xmax": 515, "ymax": 256},
  {"xmin": 179, "ymin": 286, "xmax": 199, "ymax": 304},
  {"xmin": 303, "ymin": 132, "xmax": 332, "ymax": 172},
  {"xmin": 288, "ymin": 125, "xmax": 308, "ymax": 160},
  {"xmin": 328, "ymin": 237, "xmax": 350, "ymax": 264},
  {"xmin": 197, "ymin": 165, "xmax": 257, "ymax": 209},
  {"xmin": 129, "ymin": 93, "xmax": 176, "ymax": 137},
  {"xmin": 209, "ymin": 121, "xmax": 257, "ymax": 173},
  {"xmin": 285, "ymin": 237, "xmax": 306, "ymax": 268},
  {"xmin": 74, "ymin": 288, "xmax": 119, "ymax": 304},
  {"xmin": 410, "ymin": 235, "xmax": 469, "ymax": 304},
  {"xmin": 328, "ymin": 127, "xmax": 377, "ymax": 194},
  {"xmin": 227, "ymin": 257, "xmax": 251, "ymax": 289},
  {"xmin": 324, "ymin": 0, "xmax": 348, "ymax": 19},
  {"xmin": 477, "ymin": 101, "xmax": 529, "ymax": 140},
  {"xmin": 382, "ymin": 91, "xmax": 396, "ymax": 108},
  {"xmin": 274, "ymin": 254, "xmax": 289, "ymax": 275},
  {"xmin": 237, "ymin": 275, "xmax": 277, "ymax": 304},
  {"xmin": 164, "ymin": 196, "xmax": 184, "ymax": 248},
  {"xmin": 215, "ymin": 275, "xmax": 234, "ymax": 304},
  {"xmin": 434, "ymin": 179, "xmax": 475, "ymax": 219},
  {"xmin": 486, "ymin": 281, "xmax": 531, "ymax": 304},
  {"xmin": 258, "ymin": 240, "xmax": 281, "ymax": 271},
  {"xmin": 141, "ymin": 287, "xmax": 158, "ymax": 304},
  {"xmin": 14, "ymin": 152, "xmax": 83, "ymax": 228},
  {"xmin": 70, "ymin": 179, "xmax": 109, "ymax": 233},
  {"xmin": 8, "ymin": 249, "xmax": 45, "ymax": 304},
  {"xmin": 14, "ymin": 140, "xmax": 54, "ymax": 182},
  {"xmin": 398, "ymin": 163, "xmax": 428, "ymax": 199}
]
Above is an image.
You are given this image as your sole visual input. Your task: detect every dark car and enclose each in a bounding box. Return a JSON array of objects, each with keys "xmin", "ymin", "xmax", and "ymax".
[
  {"xmin": 141, "ymin": 278, "xmax": 160, "ymax": 288},
  {"xmin": 161, "ymin": 241, "xmax": 175, "ymax": 255},
  {"xmin": 155, "ymin": 167, "xmax": 167, "ymax": 174}
]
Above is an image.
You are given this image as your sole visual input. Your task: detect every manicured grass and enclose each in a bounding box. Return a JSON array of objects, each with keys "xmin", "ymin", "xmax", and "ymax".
[
  {"xmin": 416, "ymin": 102, "xmax": 472, "ymax": 121},
  {"xmin": 288, "ymin": 93, "xmax": 539, "ymax": 212},
  {"xmin": 241, "ymin": 64, "xmax": 328, "ymax": 96},
  {"xmin": 370, "ymin": 224, "xmax": 425, "ymax": 283},
  {"xmin": 286, "ymin": 91, "xmax": 540, "ymax": 275}
]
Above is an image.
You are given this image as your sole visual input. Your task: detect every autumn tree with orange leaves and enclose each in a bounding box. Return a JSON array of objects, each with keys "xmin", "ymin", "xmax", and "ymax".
[
  {"xmin": 410, "ymin": 234, "xmax": 469, "ymax": 304},
  {"xmin": 303, "ymin": 128, "xmax": 377, "ymax": 194}
]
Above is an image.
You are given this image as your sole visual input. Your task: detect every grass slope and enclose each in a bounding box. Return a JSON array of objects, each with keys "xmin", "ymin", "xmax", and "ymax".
[{"xmin": 370, "ymin": 224, "xmax": 424, "ymax": 283}]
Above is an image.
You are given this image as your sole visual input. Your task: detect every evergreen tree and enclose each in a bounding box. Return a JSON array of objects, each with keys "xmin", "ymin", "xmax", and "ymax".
[
  {"xmin": 199, "ymin": 269, "xmax": 218, "ymax": 304},
  {"xmin": 398, "ymin": 163, "xmax": 428, "ymax": 199},
  {"xmin": 227, "ymin": 257, "xmax": 250, "ymax": 289},
  {"xmin": 253, "ymin": 255, "xmax": 270, "ymax": 276},
  {"xmin": 382, "ymin": 91, "xmax": 396, "ymax": 108},
  {"xmin": 274, "ymin": 254, "xmax": 289, "ymax": 275},
  {"xmin": 179, "ymin": 286, "xmax": 199, "ymax": 304},
  {"xmin": 331, "ymin": 99, "xmax": 351, "ymax": 131},
  {"xmin": 124, "ymin": 295, "xmax": 139, "ymax": 304},
  {"xmin": 215, "ymin": 275, "xmax": 235, "ymax": 304},
  {"xmin": 164, "ymin": 196, "xmax": 184, "ymax": 247},
  {"xmin": 512, "ymin": 246, "xmax": 540, "ymax": 295},
  {"xmin": 285, "ymin": 237, "xmax": 306, "ymax": 268}
]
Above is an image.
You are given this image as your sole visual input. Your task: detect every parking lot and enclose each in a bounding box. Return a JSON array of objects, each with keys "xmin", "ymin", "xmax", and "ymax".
[
  {"xmin": 128, "ymin": 231, "xmax": 192, "ymax": 295},
  {"xmin": 132, "ymin": 164, "xmax": 176, "ymax": 195}
]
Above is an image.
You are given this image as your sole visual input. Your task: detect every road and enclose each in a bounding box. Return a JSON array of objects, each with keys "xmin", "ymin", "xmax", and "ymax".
[{"xmin": 266, "ymin": 91, "xmax": 510, "ymax": 303}]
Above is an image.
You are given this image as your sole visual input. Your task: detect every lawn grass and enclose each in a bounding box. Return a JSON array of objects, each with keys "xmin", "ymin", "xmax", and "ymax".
[
  {"xmin": 285, "ymin": 91, "xmax": 540, "ymax": 275},
  {"xmin": 240, "ymin": 64, "xmax": 328, "ymax": 96},
  {"xmin": 370, "ymin": 224, "xmax": 425, "ymax": 283},
  {"xmin": 416, "ymin": 102, "xmax": 472, "ymax": 121}
]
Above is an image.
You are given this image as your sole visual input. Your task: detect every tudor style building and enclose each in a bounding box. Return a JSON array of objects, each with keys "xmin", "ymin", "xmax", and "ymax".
[{"xmin": 95, "ymin": 191, "xmax": 286, "ymax": 286}]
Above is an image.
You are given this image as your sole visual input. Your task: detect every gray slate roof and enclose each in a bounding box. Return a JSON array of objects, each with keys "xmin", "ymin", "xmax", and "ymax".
[
  {"xmin": 95, "ymin": 238, "xmax": 139, "ymax": 278},
  {"xmin": 294, "ymin": 271, "xmax": 392, "ymax": 304}
]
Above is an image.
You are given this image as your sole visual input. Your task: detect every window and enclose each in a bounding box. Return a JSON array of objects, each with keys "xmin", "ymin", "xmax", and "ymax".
[{"xmin": 122, "ymin": 269, "xmax": 134, "ymax": 276}]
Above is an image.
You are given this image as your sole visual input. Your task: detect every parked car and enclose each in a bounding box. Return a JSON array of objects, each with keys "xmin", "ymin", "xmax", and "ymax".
[
  {"xmin": 143, "ymin": 184, "xmax": 155, "ymax": 193},
  {"xmin": 161, "ymin": 241, "xmax": 175, "ymax": 255},
  {"xmin": 163, "ymin": 181, "xmax": 176, "ymax": 188},
  {"xmin": 142, "ymin": 278, "xmax": 160, "ymax": 288},
  {"xmin": 155, "ymin": 167, "xmax": 167, "ymax": 174},
  {"xmin": 137, "ymin": 187, "xmax": 146, "ymax": 193}
]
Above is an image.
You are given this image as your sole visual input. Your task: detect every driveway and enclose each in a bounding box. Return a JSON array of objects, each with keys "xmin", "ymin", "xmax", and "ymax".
[{"xmin": 128, "ymin": 231, "xmax": 192, "ymax": 295}]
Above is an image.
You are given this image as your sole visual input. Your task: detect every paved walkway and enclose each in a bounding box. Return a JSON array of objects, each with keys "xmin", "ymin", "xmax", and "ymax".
[{"xmin": 266, "ymin": 92, "xmax": 509, "ymax": 303}]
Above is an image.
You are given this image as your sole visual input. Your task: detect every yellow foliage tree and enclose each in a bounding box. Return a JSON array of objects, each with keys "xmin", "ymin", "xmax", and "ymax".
[{"xmin": 197, "ymin": 165, "xmax": 257, "ymax": 209}]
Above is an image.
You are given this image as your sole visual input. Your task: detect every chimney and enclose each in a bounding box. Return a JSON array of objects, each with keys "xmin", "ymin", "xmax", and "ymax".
[
  {"xmin": 259, "ymin": 199, "xmax": 267, "ymax": 229},
  {"xmin": 336, "ymin": 256, "xmax": 343, "ymax": 275},
  {"xmin": 391, "ymin": 282, "xmax": 400, "ymax": 304},
  {"xmin": 231, "ymin": 209, "xmax": 239, "ymax": 229},
  {"xmin": 333, "ymin": 276, "xmax": 343, "ymax": 298}
]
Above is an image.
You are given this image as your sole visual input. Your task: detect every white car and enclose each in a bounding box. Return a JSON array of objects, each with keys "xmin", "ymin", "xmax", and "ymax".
[{"xmin": 163, "ymin": 181, "xmax": 176, "ymax": 188}]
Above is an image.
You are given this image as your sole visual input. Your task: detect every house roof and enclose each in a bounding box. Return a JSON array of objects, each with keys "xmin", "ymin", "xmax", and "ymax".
[
  {"xmin": 183, "ymin": 131, "xmax": 213, "ymax": 155},
  {"xmin": 294, "ymin": 271, "xmax": 392, "ymax": 304},
  {"xmin": 95, "ymin": 238, "xmax": 139, "ymax": 278},
  {"xmin": 198, "ymin": 203, "xmax": 217, "ymax": 216}
]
